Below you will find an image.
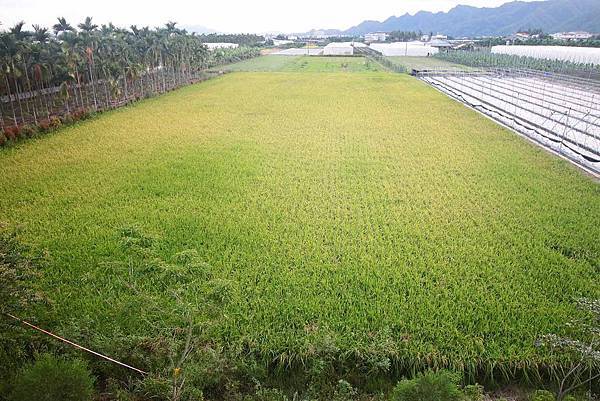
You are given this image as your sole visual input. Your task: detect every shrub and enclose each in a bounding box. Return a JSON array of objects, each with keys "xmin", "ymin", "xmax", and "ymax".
[
  {"xmin": 62, "ymin": 114, "xmax": 75, "ymax": 125},
  {"xmin": 0, "ymin": 132, "xmax": 6, "ymax": 146},
  {"xmin": 391, "ymin": 370, "xmax": 463, "ymax": 401},
  {"xmin": 71, "ymin": 108, "xmax": 87, "ymax": 121},
  {"xmin": 243, "ymin": 386, "xmax": 288, "ymax": 401},
  {"xmin": 333, "ymin": 379, "xmax": 358, "ymax": 401},
  {"xmin": 3, "ymin": 126, "xmax": 19, "ymax": 141},
  {"xmin": 20, "ymin": 125, "xmax": 39, "ymax": 138},
  {"xmin": 531, "ymin": 390, "xmax": 556, "ymax": 401},
  {"xmin": 463, "ymin": 384, "xmax": 485, "ymax": 401},
  {"xmin": 38, "ymin": 119, "xmax": 51, "ymax": 132},
  {"xmin": 8, "ymin": 354, "xmax": 95, "ymax": 401},
  {"xmin": 49, "ymin": 116, "xmax": 61, "ymax": 128}
]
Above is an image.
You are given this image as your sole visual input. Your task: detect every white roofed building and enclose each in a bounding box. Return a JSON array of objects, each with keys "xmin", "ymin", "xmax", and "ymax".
[
  {"xmin": 364, "ymin": 32, "xmax": 388, "ymax": 43},
  {"xmin": 551, "ymin": 32, "xmax": 594, "ymax": 41}
]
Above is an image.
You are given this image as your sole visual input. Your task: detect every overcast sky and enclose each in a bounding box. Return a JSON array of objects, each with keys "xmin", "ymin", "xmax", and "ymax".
[{"xmin": 1, "ymin": 0, "xmax": 539, "ymax": 33}]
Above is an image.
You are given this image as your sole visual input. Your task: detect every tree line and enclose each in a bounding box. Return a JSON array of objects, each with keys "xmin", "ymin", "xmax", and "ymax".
[
  {"xmin": 387, "ymin": 31, "xmax": 424, "ymax": 42},
  {"xmin": 0, "ymin": 18, "xmax": 260, "ymax": 138},
  {"xmin": 197, "ymin": 33, "xmax": 265, "ymax": 46},
  {"xmin": 477, "ymin": 30, "xmax": 600, "ymax": 48}
]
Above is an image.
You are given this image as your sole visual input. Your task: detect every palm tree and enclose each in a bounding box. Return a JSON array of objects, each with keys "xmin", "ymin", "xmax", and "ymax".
[
  {"xmin": 53, "ymin": 17, "xmax": 74, "ymax": 36},
  {"xmin": 0, "ymin": 17, "xmax": 261, "ymax": 131},
  {"xmin": 32, "ymin": 25, "xmax": 50, "ymax": 44},
  {"xmin": 0, "ymin": 33, "xmax": 19, "ymax": 125},
  {"xmin": 78, "ymin": 17, "xmax": 98, "ymax": 33}
]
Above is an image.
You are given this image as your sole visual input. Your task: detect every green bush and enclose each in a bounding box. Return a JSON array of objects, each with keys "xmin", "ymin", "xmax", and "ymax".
[
  {"xmin": 243, "ymin": 387, "xmax": 288, "ymax": 401},
  {"xmin": 463, "ymin": 384, "xmax": 484, "ymax": 400},
  {"xmin": 9, "ymin": 354, "xmax": 95, "ymax": 401},
  {"xmin": 0, "ymin": 231, "xmax": 47, "ymax": 377},
  {"xmin": 531, "ymin": 390, "xmax": 556, "ymax": 401},
  {"xmin": 333, "ymin": 379, "xmax": 358, "ymax": 401},
  {"xmin": 19, "ymin": 125, "xmax": 38, "ymax": 138},
  {"xmin": 391, "ymin": 370, "xmax": 463, "ymax": 401}
]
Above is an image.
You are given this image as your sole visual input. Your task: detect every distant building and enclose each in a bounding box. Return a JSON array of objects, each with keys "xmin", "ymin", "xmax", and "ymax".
[
  {"xmin": 429, "ymin": 39, "xmax": 452, "ymax": 49},
  {"xmin": 551, "ymin": 31, "xmax": 594, "ymax": 41},
  {"xmin": 272, "ymin": 39, "xmax": 295, "ymax": 46},
  {"xmin": 431, "ymin": 34, "xmax": 448, "ymax": 41},
  {"xmin": 307, "ymin": 30, "xmax": 328, "ymax": 39},
  {"xmin": 364, "ymin": 32, "xmax": 388, "ymax": 43},
  {"xmin": 421, "ymin": 34, "xmax": 431, "ymax": 42}
]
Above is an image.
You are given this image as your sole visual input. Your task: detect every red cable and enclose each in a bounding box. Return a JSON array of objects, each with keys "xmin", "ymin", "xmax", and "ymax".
[{"xmin": 4, "ymin": 313, "xmax": 147, "ymax": 375}]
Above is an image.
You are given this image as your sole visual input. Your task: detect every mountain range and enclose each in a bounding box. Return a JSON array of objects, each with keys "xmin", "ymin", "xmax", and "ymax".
[{"xmin": 339, "ymin": 0, "xmax": 600, "ymax": 37}]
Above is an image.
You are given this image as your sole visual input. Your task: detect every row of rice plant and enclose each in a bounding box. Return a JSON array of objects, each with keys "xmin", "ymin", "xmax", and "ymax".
[{"xmin": 435, "ymin": 50, "xmax": 600, "ymax": 80}]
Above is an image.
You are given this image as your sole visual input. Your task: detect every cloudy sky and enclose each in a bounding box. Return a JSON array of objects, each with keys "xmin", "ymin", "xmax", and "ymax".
[{"xmin": 1, "ymin": 0, "xmax": 538, "ymax": 33}]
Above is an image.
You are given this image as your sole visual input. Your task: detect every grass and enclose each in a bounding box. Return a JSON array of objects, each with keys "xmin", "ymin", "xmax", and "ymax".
[
  {"xmin": 224, "ymin": 55, "xmax": 383, "ymax": 72},
  {"xmin": 387, "ymin": 56, "xmax": 466, "ymax": 71},
  {"xmin": 0, "ymin": 70, "xmax": 599, "ymax": 384}
]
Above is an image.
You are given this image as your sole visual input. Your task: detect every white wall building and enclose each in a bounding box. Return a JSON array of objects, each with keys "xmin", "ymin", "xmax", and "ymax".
[
  {"xmin": 551, "ymin": 32, "xmax": 594, "ymax": 41},
  {"xmin": 364, "ymin": 32, "xmax": 388, "ymax": 43}
]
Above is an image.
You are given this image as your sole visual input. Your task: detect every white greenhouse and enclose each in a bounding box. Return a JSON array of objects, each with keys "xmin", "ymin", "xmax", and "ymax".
[
  {"xmin": 370, "ymin": 42, "xmax": 439, "ymax": 57},
  {"xmin": 323, "ymin": 42, "xmax": 364, "ymax": 56},
  {"xmin": 491, "ymin": 45, "xmax": 600, "ymax": 66}
]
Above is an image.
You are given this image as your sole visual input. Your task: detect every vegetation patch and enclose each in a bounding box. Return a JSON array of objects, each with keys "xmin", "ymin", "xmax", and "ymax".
[{"xmin": 386, "ymin": 56, "xmax": 466, "ymax": 71}]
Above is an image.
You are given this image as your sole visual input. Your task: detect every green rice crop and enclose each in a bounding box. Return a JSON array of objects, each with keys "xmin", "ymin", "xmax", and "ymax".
[
  {"xmin": 222, "ymin": 55, "xmax": 302, "ymax": 71},
  {"xmin": 386, "ymin": 56, "xmax": 468, "ymax": 71},
  {"xmin": 436, "ymin": 50, "xmax": 600, "ymax": 79},
  {"xmin": 0, "ymin": 71, "xmax": 598, "ymax": 382},
  {"xmin": 224, "ymin": 55, "xmax": 383, "ymax": 72}
]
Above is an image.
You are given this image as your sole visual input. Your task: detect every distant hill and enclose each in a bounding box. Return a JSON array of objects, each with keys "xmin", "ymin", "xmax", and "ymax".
[
  {"xmin": 181, "ymin": 25, "xmax": 217, "ymax": 34},
  {"xmin": 342, "ymin": 0, "xmax": 600, "ymax": 37}
]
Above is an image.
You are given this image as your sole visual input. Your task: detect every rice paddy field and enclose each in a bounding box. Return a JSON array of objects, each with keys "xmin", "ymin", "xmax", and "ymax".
[
  {"xmin": 1, "ymin": 56, "xmax": 599, "ymax": 388},
  {"xmin": 223, "ymin": 55, "xmax": 383, "ymax": 72},
  {"xmin": 386, "ymin": 56, "xmax": 464, "ymax": 71}
]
